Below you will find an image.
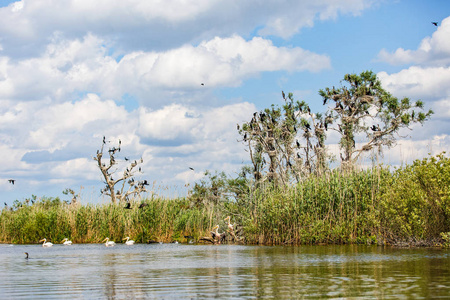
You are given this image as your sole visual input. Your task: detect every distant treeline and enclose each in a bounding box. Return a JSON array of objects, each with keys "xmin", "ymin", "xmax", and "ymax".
[{"xmin": 1, "ymin": 153, "xmax": 449, "ymax": 247}]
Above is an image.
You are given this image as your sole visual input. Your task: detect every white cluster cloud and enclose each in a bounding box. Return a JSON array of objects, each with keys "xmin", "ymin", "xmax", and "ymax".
[
  {"xmin": 0, "ymin": 33, "xmax": 330, "ymax": 104},
  {"xmin": 0, "ymin": 0, "xmax": 373, "ymax": 58},
  {"xmin": 377, "ymin": 16, "xmax": 450, "ymax": 66},
  {"xmin": 376, "ymin": 17, "xmax": 450, "ymax": 164},
  {"xmin": 2, "ymin": 0, "xmax": 448, "ymax": 203}
]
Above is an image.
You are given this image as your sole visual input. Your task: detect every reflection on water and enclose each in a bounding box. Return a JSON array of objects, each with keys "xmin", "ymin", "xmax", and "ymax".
[{"xmin": 0, "ymin": 243, "xmax": 449, "ymax": 299}]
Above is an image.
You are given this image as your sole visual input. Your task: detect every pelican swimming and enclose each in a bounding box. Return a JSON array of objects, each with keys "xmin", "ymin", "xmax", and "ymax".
[
  {"xmin": 61, "ymin": 238, "xmax": 72, "ymax": 245},
  {"xmin": 102, "ymin": 238, "xmax": 116, "ymax": 247},
  {"xmin": 123, "ymin": 237, "xmax": 135, "ymax": 245},
  {"xmin": 39, "ymin": 238, "xmax": 53, "ymax": 247}
]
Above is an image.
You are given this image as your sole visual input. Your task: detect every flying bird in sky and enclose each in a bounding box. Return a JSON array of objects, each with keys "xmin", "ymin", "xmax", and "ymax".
[
  {"xmin": 8, "ymin": 179, "xmax": 15, "ymax": 185},
  {"xmin": 432, "ymin": 22, "xmax": 438, "ymax": 26}
]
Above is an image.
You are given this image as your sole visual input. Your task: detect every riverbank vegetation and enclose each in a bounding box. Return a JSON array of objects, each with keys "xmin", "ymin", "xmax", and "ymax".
[
  {"xmin": 1, "ymin": 153, "xmax": 448, "ymax": 246},
  {"xmin": 1, "ymin": 71, "xmax": 447, "ymax": 246}
]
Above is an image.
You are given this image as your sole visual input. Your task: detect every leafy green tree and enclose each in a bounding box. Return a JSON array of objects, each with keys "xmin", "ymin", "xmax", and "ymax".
[{"xmin": 319, "ymin": 70, "xmax": 433, "ymax": 166}]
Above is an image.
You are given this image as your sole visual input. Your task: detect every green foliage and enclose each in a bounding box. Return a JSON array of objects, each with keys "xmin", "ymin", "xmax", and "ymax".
[
  {"xmin": 319, "ymin": 70, "xmax": 433, "ymax": 165},
  {"xmin": 0, "ymin": 196, "xmax": 212, "ymax": 244},
  {"xmin": 380, "ymin": 152, "xmax": 450, "ymax": 242},
  {"xmin": 1, "ymin": 153, "xmax": 449, "ymax": 246}
]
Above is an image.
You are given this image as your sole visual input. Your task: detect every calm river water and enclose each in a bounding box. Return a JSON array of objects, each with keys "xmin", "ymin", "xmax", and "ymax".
[{"xmin": 0, "ymin": 243, "xmax": 449, "ymax": 299}]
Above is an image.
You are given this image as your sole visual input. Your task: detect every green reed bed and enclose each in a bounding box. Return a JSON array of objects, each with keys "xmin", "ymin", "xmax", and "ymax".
[
  {"xmin": 0, "ymin": 197, "xmax": 216, "ymax": 244},
  {"xmin": 233, "ymin": 153, "xmax": 450, "ymax": 246},
  {"xmin": 236, "ymin": 168, "xmax": 388, "ymax": 245},
  {"xmin": 1, "ymin": 153, "xmax": 449, "ymax": 246}
]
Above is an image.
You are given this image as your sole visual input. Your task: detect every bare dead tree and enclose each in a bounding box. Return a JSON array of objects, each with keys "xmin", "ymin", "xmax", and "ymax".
[
  {"xmin": 93, "ymin": 137, "xmax": 148, "ymax": 204},
  {"xmin": 238, "ymin": 92, "xmax": 329, "ymax": 186}
]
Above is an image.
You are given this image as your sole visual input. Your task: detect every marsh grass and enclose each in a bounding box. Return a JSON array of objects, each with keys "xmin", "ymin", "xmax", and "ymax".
[
  {"xmin": 0, "ymin": 197, "xmax": 219, "ymax": 244},
  {"xmin": 1, "ymin": 153, "xmax": 449, "ymax": 246}
]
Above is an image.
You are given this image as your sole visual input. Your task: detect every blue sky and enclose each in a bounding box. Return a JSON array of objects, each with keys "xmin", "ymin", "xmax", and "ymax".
[{"xmin": 1, "ymin": 0, "xmax": 449, "ymax": 205}]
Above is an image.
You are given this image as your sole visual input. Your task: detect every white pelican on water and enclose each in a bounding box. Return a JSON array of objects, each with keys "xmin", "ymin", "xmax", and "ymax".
[
  {"xmin": 123, "ymin": 237, "xmax": 135, "ymax": 245},
  {"xmin": 61, "ymin": 238, "xmax": 72, "ymax": 245},
  {"xmin": 102, "ymin": 238, "xmax": 116, "ymax": 247},
  {"xmin": 39, "ymin": 238, "xmax": 53, "ymax": 247}
]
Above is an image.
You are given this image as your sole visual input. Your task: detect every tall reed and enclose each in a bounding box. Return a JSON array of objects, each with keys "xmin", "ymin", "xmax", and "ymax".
[
  {"xmin": 0, "ymin": 197, "xmax": 216, "ymax": 244},
  {"xmin": 1, "ymin": 153, "xmax": 449, "ymax": 246}
]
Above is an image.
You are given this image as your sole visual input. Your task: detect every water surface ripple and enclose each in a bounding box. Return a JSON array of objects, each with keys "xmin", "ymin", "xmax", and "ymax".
[{"xmin": 1, "ymin": 244, "xmax": 449, "ymax": 299}]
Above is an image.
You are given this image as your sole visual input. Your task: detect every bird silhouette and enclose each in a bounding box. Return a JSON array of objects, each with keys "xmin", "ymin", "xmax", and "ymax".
[
  {"xmin": 25, "ymin": 252, "xmax": 29, "ymax": 259},
  {"xmin": 8, "ymin": 179, "xmax": 15, "ymax": 185},
  {"xmin": 189, "ymin": 167, "xmax": 194, "ymax": 171},
  {"xmin": 432, "ymin": 22, "xmax": 438, "ymax": 26},
  {"xmin": 124, "ymin": 202, "xmax": 132, "ymax": 209},
  {"xmin": 371, "ymin": 124, "xmax": 381, "ymax": 132},
  {"xmin": 201, "ymin": 83, "xmax": 204, "ymax": 86},
  {"xmin": 138, "ymin": 202, "xmax": 148, "ymax": 209}
]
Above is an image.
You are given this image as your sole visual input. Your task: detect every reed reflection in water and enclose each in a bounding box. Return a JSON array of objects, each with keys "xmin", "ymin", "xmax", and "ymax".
[{"xmin": 0, "ymin": 244, "xmax": 449, "ymax": 298}]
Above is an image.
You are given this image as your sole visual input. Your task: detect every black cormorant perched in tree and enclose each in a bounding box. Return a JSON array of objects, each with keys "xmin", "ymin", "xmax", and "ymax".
[{"xmin": 124, "ymin": 202, "xmax": 132, "ymax": 209}]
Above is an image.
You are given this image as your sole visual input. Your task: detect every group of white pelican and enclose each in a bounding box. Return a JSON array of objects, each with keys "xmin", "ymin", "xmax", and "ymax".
[
  {"xmin": 102, "ymin": 237, "xmax": 135, "ymax": 246},
  {"xmin": 37, "ymin": 217, "xmax": 236, "ymax": 248},
  {"xmin": 38, "ymin": 237, "xmax": 135, "ymax": 247},
  {"xmin": 38, "ymin": 238, "xmax": 72, "ymax": 247},
  {"xmin": 206, "ymin": 216, "xmax": 237, "ymax": 244}
]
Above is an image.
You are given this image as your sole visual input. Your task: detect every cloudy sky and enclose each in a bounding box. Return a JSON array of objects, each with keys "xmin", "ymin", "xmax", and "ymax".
[{"xmin": 1, "ymin": 0, "xmax": 449, "ymax": 205}]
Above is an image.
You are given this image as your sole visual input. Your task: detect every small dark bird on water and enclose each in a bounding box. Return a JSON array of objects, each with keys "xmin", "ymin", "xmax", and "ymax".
[
  {"xmin": 8, "ymin": 179, "xmax": 15, "ymax": 185},
  {"xmin": 432, "ymin": 22, "xmax": 438, "ymax": 26},
  {"xmin": 124, "ymin": 202, "xmax": 132, "ymax": 209},
  {"xmin": 25, "ymin": 252, "xmax": 29, "ymax": 259}
]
